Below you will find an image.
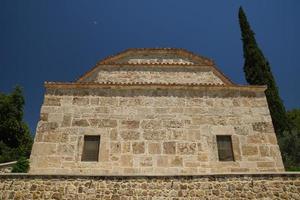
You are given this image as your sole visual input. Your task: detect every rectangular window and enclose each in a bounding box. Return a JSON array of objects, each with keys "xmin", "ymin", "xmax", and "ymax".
[
  {"xmin": 217, "ymin": 135, "xmax": 234, "ymax": 161},
  {"xmin": 81, "ymin": 135, "xmax": 100, "ymax": 162}
]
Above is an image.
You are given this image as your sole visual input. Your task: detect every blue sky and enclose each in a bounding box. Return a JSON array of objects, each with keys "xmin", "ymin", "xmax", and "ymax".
[{"xmin": 0, "ymin": 0, "xmax": 299, "ymax": 133}]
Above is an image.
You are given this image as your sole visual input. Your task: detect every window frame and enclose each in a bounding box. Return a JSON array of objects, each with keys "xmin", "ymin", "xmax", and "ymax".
[
  {"xmin": 81, "ymin": 135, "xmax": 101, "ymax": 162},
  {"xmin": 216, "ymin": 135, "xmax": 235, "ymax": 162}
]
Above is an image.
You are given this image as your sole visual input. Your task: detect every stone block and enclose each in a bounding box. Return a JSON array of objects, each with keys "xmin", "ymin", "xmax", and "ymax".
[
  {"xmin": 31, "ymin": 143, "xmax": 57, "ymax": 156},
  {"xmin": 94, "ymin": 107, "xmax": 109, "ymax": 113},
  {"xmin": 72, "ymin": 119, "xmax": 89, "ymax": 127},
  {"xmin": 132, "ymin": 142, "xmax": 145, "ymax": 154},
  {"xmin": 259, "ymin": 146, "xmax": 270, "ymax": 157},
  {"xmin": 247, "ymin": 134, "xmax": 267, "ymax": 144},
  {"xmin": 120, "ymin": 155, "xmax": 133, "ymax": 167},
  {"xmin": 139, "ymin": 157, "xmax": 152, "ymax": 167},
  {"xmin": 172, "ymin": 130, "xmax": 186, "ymax": 140},
  {"xmin": 40, "ymin": 113, "xmax": 48, "ymax": 121},
  {"xmin": 177, "ymin": 143, "xmax": 197, "ymax": 154},
  {"xmin": 90, "ymin": 97, "xmax": 99, "ymax": 105},
  {"xmin": 119, "ymin": 98, "xmax": 142, "ymax": 106},
  {"xmin": 140, "ymin": 120, "xmax": 162, "ymax": 129},
  {"xmin": 120, "ymin": 120, "xmax": 140, "ymax": 129},
  {"xmin": 252, "ymin": 122, "xmax": 274, "ymax": 133},
  {"xmin": 120, "ymin": 131, "xmax": 140, "ymax": 140},
  {"xmin": 163, "ymin": 142, "xmax": 176, "ymax": 154},
  {"xmin": 163, "ymin": 120, "xmax": 184, "ymax": 128},
  {"xmin": 148, "ymin": 143, "xmax": 161, "ymax": 154},
  {"xmin": 73, "ymin": 97, "xmax": 89, "ymax": 105},
  {"xmin": 232, "ymin": 136, "xmax": 242, "ymax": 161},
  {"xmin": 242, "ymin": 145, "xmax": 258, "ymax": 156},
  {"xmin": 110, "ymin": 142, "xmax": 121, "ymax": 154},
  {"xmin": 198, "ymin": 153, "xmax": 208, "ymax": 161},
  {"xmin": 170, "ymin": 156, "xmax": 183, "ymax": 167},
  {"xmin": 98, "ymin": 97, "xmax": 118, "ymax": 106},
  {"xmin": 121, "ymin": 142, "xmax": 131, "ymax": 153},
  {"xmin": 234, "ymin": 126, "xmax": 249, "ymax": 135},
  {"xmin": 87, "ymin": 119, "xmax": 100, "ymax": 127},
  {"xmin": 43, "ymin": 132, "xmax": 61, "ymax": 142},
  {"xmin": 58, "ymin": 144, "xmax": 75, "ymax": 157},
  {"xmin": 61, "ymin": 114, "xmax": 72, "ymax": 127},
  {"xmin": 157, "ymin": 156, "xmax": 169, "ymax": 167},
  {"xmin": 47, "ymin": 113, "xmax": 63, "ymax": 123},
  {"xmin": 143, "ymin": 130, "xmax": 166, "ymax": 140},
  {"xmin": 184, "ymin": 161, "xmax": 199, "ymax": 168},
  {"xmin": 44, "ymin": 97, "xmax": 61, "ymax": 106},
  {"xmin": 257, "ymin": 162, "xmax": 275, "ymax": 168},
  {"xmin": 37, "ymin": 122, "xmax": 58, "ymax": 132},
  {"xmin": 110, "ymin": 129, "xmax": 118, "ymax": 140},
  {"xmin": 267, "ymin": 134, "xmax": 278, "ymax": 145},
  {"xmin": 98, "ymin": 119, "xmax": 117, "ymax": 128}
]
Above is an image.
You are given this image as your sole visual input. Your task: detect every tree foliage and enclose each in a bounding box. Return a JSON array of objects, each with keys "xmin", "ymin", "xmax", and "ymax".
[
  {"xmin": 11, "ymin": 156, "xmax": 30, "ymax": 173},
  {"xmin": 238, "ymin": 7, "xmax": 299, "ymax": 170},
  {"xmin": 238, "ymin": 7, "xmax": 289, "ymax": 136},
  {"xmin": 0, "ymin": 86, "xmax": 33, "ymax": 163},
  {"xmin": 278, "ymin": 109, "xmax": 300, "ymax": 170}
]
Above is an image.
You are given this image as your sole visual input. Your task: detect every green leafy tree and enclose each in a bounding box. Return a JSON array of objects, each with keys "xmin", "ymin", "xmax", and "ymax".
[
  {"xmin": 278, "ymin": 109, "xmax": 300, "ymax": 170},
  {"xmin": 287, "ymin": 109, "xmax": 300, "ymax": 131},
  {"xmin": 11, "ymin": 156, "xmax": 30, "ymax": 173},
  {"xmin": 0, "ymin": 86, "xmax": 33, "ymax": 163},
  {"xmin": 238, "ymin": 7, "xmax": 289, "ymax": 136}
]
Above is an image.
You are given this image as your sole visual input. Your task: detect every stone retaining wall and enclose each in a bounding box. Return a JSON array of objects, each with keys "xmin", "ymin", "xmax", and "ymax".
[{"xmin": 0, "ymin": 173, "xmax": 300, "ymax": 199}]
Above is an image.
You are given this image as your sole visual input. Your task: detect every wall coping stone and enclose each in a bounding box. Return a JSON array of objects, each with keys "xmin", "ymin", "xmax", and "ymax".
[
  {"xmin": 0, "ymin": 161, "xmax": 16, "ymax": 168},
  {"xmin": 1, "ymin": 172, "xmax": 299, "ymax": 180}
]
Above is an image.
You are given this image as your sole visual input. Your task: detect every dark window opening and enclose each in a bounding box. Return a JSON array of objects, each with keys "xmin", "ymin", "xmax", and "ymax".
[
  {"xmin": 81, "ymin": 135, "xmax": 100, "ymax": 162},
  {"xmin": 217, "ymin": 135, "xmax": 234, "ymax": 161}
]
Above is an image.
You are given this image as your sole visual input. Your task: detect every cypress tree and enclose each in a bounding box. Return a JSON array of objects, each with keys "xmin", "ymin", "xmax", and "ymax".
[{"xmin": 238, "ymin": 7, "xmax": 289, "ymax": 135}]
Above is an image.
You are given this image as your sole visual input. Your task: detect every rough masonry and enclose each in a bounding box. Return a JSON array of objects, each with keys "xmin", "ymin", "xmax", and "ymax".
[{"xmin": 1, "ymin": 173, "xmax": 300, "ymax": 199}]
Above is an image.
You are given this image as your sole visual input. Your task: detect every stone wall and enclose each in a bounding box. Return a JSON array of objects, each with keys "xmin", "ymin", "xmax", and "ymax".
[
  {"xmin": 0, "ymin": 173, "xmax": 300, "ymax": 199},
  {"xmin": 30, "ymin": 86, "xmax": 284, "ymax": 174},
  {"xmin": 80, "ymin": 65, "xmax": 224, "ymax": 85}
]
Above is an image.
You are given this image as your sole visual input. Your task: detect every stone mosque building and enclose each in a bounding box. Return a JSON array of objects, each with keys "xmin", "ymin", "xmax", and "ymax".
[{"xmin": 29, "ymin": 48, "xmax": 284, "ymax": 175}]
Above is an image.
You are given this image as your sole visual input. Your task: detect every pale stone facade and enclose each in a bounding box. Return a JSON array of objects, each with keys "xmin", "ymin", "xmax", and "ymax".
[{"xmin": 29, "ymin": 48, "xmax": 284, "ymax": 174}]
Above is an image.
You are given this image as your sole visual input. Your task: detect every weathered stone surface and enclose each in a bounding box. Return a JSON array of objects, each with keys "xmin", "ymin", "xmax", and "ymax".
[
  {"xmin": 120, "ymin": 131, "xmax": 140, "ymax": 140},
  {"xmin": 61, "ymin": 114, "xmax": 72, "ymax": 127},
  {"xmin": 40, "ymin": 113, "xmax": 48, "ymax": 121},
  {"xmin": 120, "ymin": 120, "xmax": 140, "ymax": 129},
  {"xmin": 110, "ymin": 142, "xmax": 121, "ymax": 154},
  {"xmin": 44, "ymin": 97, "xmax": 61, "ymax": 106},
  {"xmin": 120, "ymin": 155, "xmax": 133, "ymax": 167},
  {"xmin": 148, "ymin": 143, "xmax": 161, "ymax": 154},
  {"xmin": 72, "ymin": 119, "xmax": 89, "ymax": 127},
  {"xmin": 139, "ymin": 157, "xmax": 152, "ymax": 167},
  {"xmin": 73, "ymin": 97, "xmax": 89, "ymax": 105},
  {"xmin": 163, "ymin": 142, "xmax": 176, "ymax": 154},
  {"xmin": 143, "ymin": 130, "xmax": 166, "ymax": 140},
  {"xmin": 252, "ymin": 122, "xmax": 274, "ymax": 133},
  {"xmin": 177, "ymin": 143, "xmax": 197, "ymax": 154},
  {"xmin": 242, "ymin": 145, "xmax": 258, "ymax": 156},
  {"xmin": 1, "ymin": 174, "xmax": 300, "ymax": 199},
  {"xmin": 170, "ymin": 156, "xmax": 183, "ymax": 167},
  {"xmin": 98, "ymin": 119, "xmax": 117, "ymax": 128},
  {"xmin": 132, "ymin": 142, "xmax": 145, "ymax": 154},
  {"xmin": 140, "ymin": 120, "xmax": 162, "ymax": 129},
  {"xmin": 163, "ymin": 120, "xmax": 184, "ymax": 128},
  {"xmin": 37, "ymin": 122, "xmax": 58, "ymax": 132}
]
